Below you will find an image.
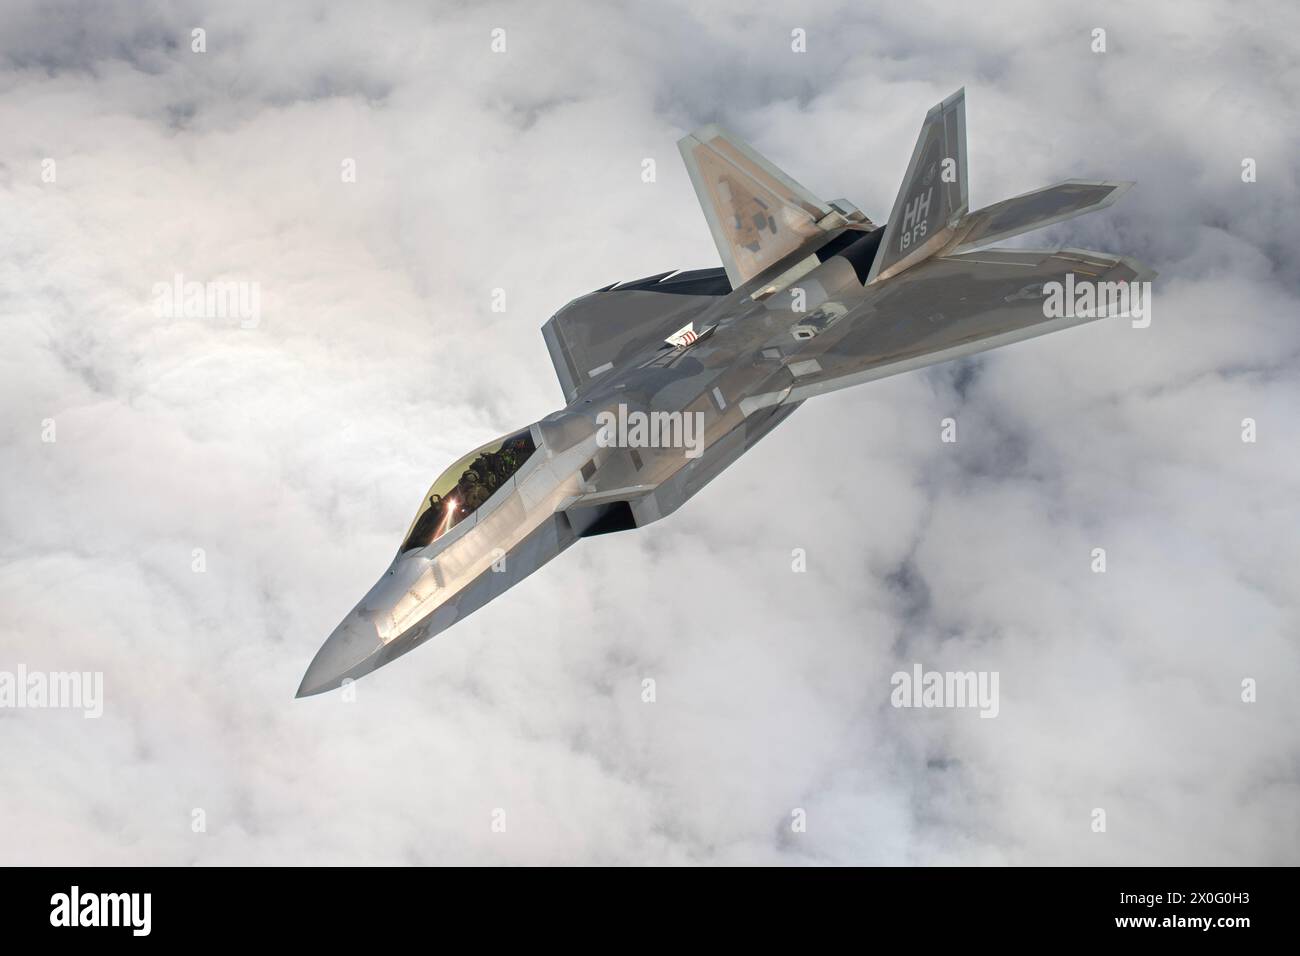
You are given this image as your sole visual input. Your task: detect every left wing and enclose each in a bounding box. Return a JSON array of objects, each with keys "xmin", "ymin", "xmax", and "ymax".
[
  {"xmin": 541, "ymin": 273, "xmax": 726, "ymax": 403},
  {"xmin": 777, "ymin": 247, "xmax": 1155, "ymax": 402}
]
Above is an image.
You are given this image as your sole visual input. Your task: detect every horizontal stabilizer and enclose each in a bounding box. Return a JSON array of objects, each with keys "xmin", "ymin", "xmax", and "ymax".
[{"xmin": 949, "ymin": 180, "xmax": 1133, "ymax": 254}]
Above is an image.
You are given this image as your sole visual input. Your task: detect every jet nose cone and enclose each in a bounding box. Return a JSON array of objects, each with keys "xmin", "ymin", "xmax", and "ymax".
[{"xmin": 296, "ymin": 609, "xmax": 384, "ymax": 698}]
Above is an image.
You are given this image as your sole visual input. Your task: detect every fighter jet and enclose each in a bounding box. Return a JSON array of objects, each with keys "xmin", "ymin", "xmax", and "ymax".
[{"xmin": 296, "ymin": 88, "xmax": 1152, "ymax": 697}]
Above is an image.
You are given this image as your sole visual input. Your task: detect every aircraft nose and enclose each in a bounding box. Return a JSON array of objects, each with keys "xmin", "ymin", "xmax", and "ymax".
[{"xmin": 295, "ymin": 607, "xmax": 384, "ymax": 698}]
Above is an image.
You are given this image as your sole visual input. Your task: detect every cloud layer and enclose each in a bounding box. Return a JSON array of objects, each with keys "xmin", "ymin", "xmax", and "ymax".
[{"xmin": 1, "ymin": 0, "xmax": 1297, "ymax": 864}]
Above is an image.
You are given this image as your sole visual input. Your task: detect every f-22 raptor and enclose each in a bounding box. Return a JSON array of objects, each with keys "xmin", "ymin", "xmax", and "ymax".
[{"xmin": 297, "ymin": 89, "xmax": 1152, "ymax": 697}]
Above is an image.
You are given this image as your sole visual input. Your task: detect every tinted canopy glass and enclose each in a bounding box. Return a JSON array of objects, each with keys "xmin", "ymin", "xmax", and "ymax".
[{"xmin": 400, "ymin": 428, "xmax": 537, "ymax": 553}]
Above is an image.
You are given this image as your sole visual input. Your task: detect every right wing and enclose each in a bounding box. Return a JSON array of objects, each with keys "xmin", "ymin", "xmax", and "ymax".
[{"xmin": 780, "ymin": 247, "xmax": 1155, "ymax": 402}]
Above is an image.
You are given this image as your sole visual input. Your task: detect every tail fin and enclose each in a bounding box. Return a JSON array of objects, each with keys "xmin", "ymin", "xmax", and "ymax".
[
  {"xmin": 678, "ymin": 125, "xmax": 850, "ymax": 290},
  {"xmin": 866, "ymin": 88, "xmax": 969, "ymax": 284}
]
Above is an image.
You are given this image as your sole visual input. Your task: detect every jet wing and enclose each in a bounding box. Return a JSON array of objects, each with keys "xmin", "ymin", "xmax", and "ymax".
[
  {"xmin": 779, "ymin": 247, "xmax": 1156, "ymax": 402},
  {"xmin": 541, "ymin": 274, "xmax": 724, "ymax": 402}
]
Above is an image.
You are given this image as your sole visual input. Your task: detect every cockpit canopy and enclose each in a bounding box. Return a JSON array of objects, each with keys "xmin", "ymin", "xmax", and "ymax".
[{"xmin": 400, "ymin": 428, "xmax": 538, "ymax": 553}]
